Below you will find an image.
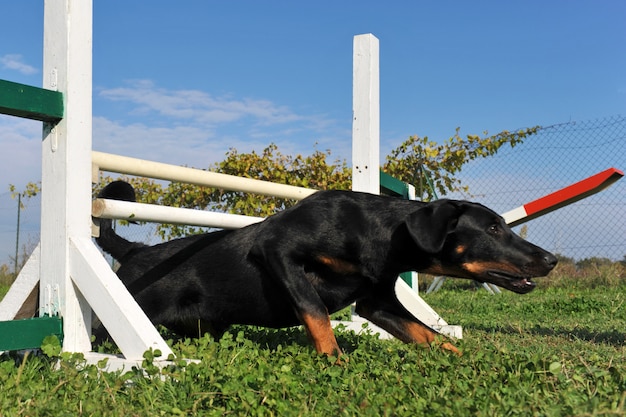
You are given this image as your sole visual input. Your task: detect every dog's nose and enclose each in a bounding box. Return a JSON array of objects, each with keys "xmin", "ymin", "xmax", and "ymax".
[{"xmin": 544, "ymin": 253, "xmax": 558, "ymax": 270}]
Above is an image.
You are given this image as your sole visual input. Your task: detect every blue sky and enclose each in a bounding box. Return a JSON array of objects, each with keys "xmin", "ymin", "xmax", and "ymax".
[{"xmin": 0, "ymin": 1, "xmax": 625, "ymax": 263}]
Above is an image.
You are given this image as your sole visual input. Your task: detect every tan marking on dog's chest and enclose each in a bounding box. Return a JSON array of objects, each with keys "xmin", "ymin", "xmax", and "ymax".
[{"xmin": 316, "ymin": 255, "xmax": 360, "ymax": 274}]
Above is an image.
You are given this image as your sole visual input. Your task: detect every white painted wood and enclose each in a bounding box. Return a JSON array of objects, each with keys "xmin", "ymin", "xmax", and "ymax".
[
  {"xmin": 92, "ymin": 151, "xmax": 316, "ymax": 201},
  {"xmin": 80, "ymin": 352, "xmax": 199, "ymax": 374},
  {"xmin": 69, "ymin": 237, "xmax": 173, "ymax": 360},
  {"xmin": 333, "ymin": 313, "xmax": 461, "ymax": 341},
  {"xmin": 426, "ymin": 276, "xmax": 447, "ymax": 294},
  {"xmin": 406, "ymin": 184, "xmax": 419, "ymax": 292},
  {"xmin": 0, "ymin": 244, "xmax": 40, "ymax": 321},
  {"xmin": 81, "ymin": 352, "xmax": 147, "ymax": 373},
  {"xmin": 93, "ymin": 198, "xmax": 265, "ymax": 230},
  {"xmin": 351, "ymin": 34, "xmax": 459, "ymax": 338},
  {"xmin": 37, "ymin": 0, "xmax": 174, "ymax": 363},
  {"xmin": 501, "ymin": 205, "xmax": 528, "ymax": 225},
  {"xmin": 395, "ymin": 280, "xmax": 462, "ymax": 339},
  {"xmin": 352, "ymin": 34, "xmax": 380, "ymax": 194},
  {"xmin": 395, "ymin": 279, "xmax": 446, "ymax": 328},
  {"xmin": 41, "ymin": 0, "xmax": 94, "ymax": 352},
  {"xmin": 81, "ymin": 352, "xmax": 190, "ymax": 373}
]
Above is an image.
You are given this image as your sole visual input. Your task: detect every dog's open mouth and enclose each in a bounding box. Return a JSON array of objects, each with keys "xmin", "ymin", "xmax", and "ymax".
[{"xmin": 486, "ymin": 271, "xmax": 537, "ymax": 294}]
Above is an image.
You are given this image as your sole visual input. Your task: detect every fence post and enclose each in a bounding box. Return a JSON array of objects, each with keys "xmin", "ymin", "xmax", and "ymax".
[{"xmin": 14, "ymin": 194, "xmax": 20, "ymax": 275}]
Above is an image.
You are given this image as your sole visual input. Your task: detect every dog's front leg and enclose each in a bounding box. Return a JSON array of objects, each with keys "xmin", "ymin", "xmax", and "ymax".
[
  {"xmin": 283, "ymin": 282, "xmax": 342, "ymax": 357},
  {"xmin": 251, "ymin": 245, "xmax": 342, "ymax": 357},
  {"xmin": 286, "ymin": 280, "xmax": 343, "ymax": 356},
  {"xmin": 300, "ymin": 309, "xmax": 342, "ymax": 357},
  {"xmin": 356, "ymin": 297, "xmax": 460, "ymax": 355}
]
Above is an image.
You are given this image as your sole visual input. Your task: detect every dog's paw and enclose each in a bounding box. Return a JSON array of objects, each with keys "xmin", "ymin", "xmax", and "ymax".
[{"xmin": 440, "ymin": 341, "xmax": 462, "ymax": 356}]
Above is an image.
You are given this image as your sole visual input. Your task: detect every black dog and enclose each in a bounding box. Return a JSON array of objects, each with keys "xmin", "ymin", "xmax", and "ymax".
[{"xmin": 94, "ymin": 181, "xmax": 557, "ymax": 356}]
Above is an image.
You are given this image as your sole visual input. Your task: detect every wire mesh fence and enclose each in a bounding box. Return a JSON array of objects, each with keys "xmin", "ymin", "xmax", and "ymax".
[
  {"xmin": 1, "ymin": 115, "xmax": 624, "ymax": 275},
  {"xmin": 446, "ymin": 115, "xmax": 625, "ymax": 261},
  {"xmin": 0, "ymin": 192, "xmax": 41, "ymax": 276}
]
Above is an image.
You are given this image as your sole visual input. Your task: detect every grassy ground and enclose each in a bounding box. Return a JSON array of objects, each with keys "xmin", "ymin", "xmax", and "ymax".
[{"xmin": 1, "ymin": 275, "xmax": 624, "ymax": 416}]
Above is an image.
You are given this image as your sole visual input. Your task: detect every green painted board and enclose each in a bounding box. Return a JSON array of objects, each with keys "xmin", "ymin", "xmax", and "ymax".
[
  {"xmin": 0, "ymin": 316, "xmax": 63, "ymax": 351},
  {"xmin": 0, "ymin": 79, "xmax": 63, "ymax": 123},
  {"xmin": 380, "ymin": 171, "xmax": 410, "ymax": 199},
  {"xmin": 379, "ymin": 171, "xmax": 413, "ymax": 286},
  {"xmin": 399, "ymin": 271, "xmax": 412, "ymax": 287}
]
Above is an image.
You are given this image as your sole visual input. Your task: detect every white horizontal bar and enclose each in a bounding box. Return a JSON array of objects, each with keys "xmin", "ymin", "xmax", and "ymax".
[
  {"xmin": 92, "ymin": 151, "xmax": 317, "ymax": 201},
  {"xmin": 93, "ymin": 198, "xmax": 264, "ymax": 229}
]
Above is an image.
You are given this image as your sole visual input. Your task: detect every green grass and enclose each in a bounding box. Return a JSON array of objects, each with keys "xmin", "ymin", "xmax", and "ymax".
[{"xmin": 1, "ymin": 283, "xmax": 625, "ymax": 416}]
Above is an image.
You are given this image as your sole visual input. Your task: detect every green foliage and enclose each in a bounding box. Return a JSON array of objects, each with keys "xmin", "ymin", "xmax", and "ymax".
[
  {"xmin": 383, "ymin": 127, "xmax": 540, "ymax": 200},
  {"xmin": 0, "ymin": 264, "xmax": 15, "ymax": 294},
  {"xmin": 546, "ymin": 256, "xmax": 625, "ymax": 289},
  {"xmin": 207, "ymin": 143, "xmax": 351, "ymax": 217},
  {"xmin": 40, "ymin": 335, "xmax": 62, "ymax": 357},
  {"xmin": 0, "ymin": 285, "xmax": 624, "ymax": 416},
  {"xmin": 95, "ymin": 143, "xmax": 351, "ymax": 239},
  {"xmin": 9, "ymin": 182, "xmax": 41, "ymax": 209},
  {"xmin": 93, "ymin": 127, "xmax": 537, "ymax": 239},
  {"xmin": 24, "ymin": 125, "xmax": 539, "ymax": 240}
]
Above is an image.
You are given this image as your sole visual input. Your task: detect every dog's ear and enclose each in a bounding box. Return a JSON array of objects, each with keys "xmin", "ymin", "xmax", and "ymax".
[{"xmin": 405, "ymin": 200, "xmax": 461, "ymax": 253}]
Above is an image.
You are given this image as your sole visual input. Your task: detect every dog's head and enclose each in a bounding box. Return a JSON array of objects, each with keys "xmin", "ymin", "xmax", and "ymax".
[{"xmin": 405, "ymin": 199, "xmax": 557, "ymax": 294}]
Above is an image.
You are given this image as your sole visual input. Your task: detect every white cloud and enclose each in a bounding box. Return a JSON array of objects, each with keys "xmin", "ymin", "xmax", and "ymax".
[
  {"xmin": 0, "ymin": 81, "xmax": 350, "ymax": 200},
  {"xmin": 92, "ymin": 116, "xmax": 310, "ymax": 169},
  {"xmin": 0, "ymin": 54, "xmax": 38, "ymax": 75},
  {"xmin": 98, "ymin": 80, "xmax": 306, "ymax": 126},
  {"xmin": 93, "ymin": 116, "xmax": 224, "ymax": 168},
  {"xmin": 0, "ymin": 116, "xmax": 42, "ymax": 187},
  {"xmin": 94, "ymin": 80, "xmax": 352, "ymax": 166}
]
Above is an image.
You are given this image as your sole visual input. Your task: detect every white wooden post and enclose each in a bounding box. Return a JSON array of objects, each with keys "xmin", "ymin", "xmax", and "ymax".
[
  {"xmin": 40, "ymin": 0, "xmax": 94, "ymax": 352},
  {"xmin": 39, "ymin": 0, "xmax": 173, "ymax": 365},
  {"xmin": 352, "ymin": 34, "xmax": 380, "ymax": 193},
  {"xmin": 351, "ymin": 34, "xmax": 461, "ymax": 339}
]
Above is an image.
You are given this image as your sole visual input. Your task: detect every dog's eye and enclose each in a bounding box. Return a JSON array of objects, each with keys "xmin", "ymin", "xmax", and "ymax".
[{"xmin": 487, "ymin": 224, "xmax": 500, "ymax": 235}]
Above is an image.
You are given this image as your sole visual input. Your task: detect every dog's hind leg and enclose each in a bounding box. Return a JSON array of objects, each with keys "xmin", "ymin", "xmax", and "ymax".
[{"xmin": 355, "ymin": 296, "xmax": 460, "ymax": 355}]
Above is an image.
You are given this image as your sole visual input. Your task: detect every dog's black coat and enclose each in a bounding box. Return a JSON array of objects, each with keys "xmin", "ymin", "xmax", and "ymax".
[{"xmin": 95, "ymin": 181, "xmax": 557, "ymax": 355}]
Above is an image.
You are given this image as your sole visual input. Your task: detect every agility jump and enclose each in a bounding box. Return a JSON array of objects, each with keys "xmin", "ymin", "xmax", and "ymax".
[{"xmin": 0, "ymin": 0, "xmax": 621, "ymax": 369}]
